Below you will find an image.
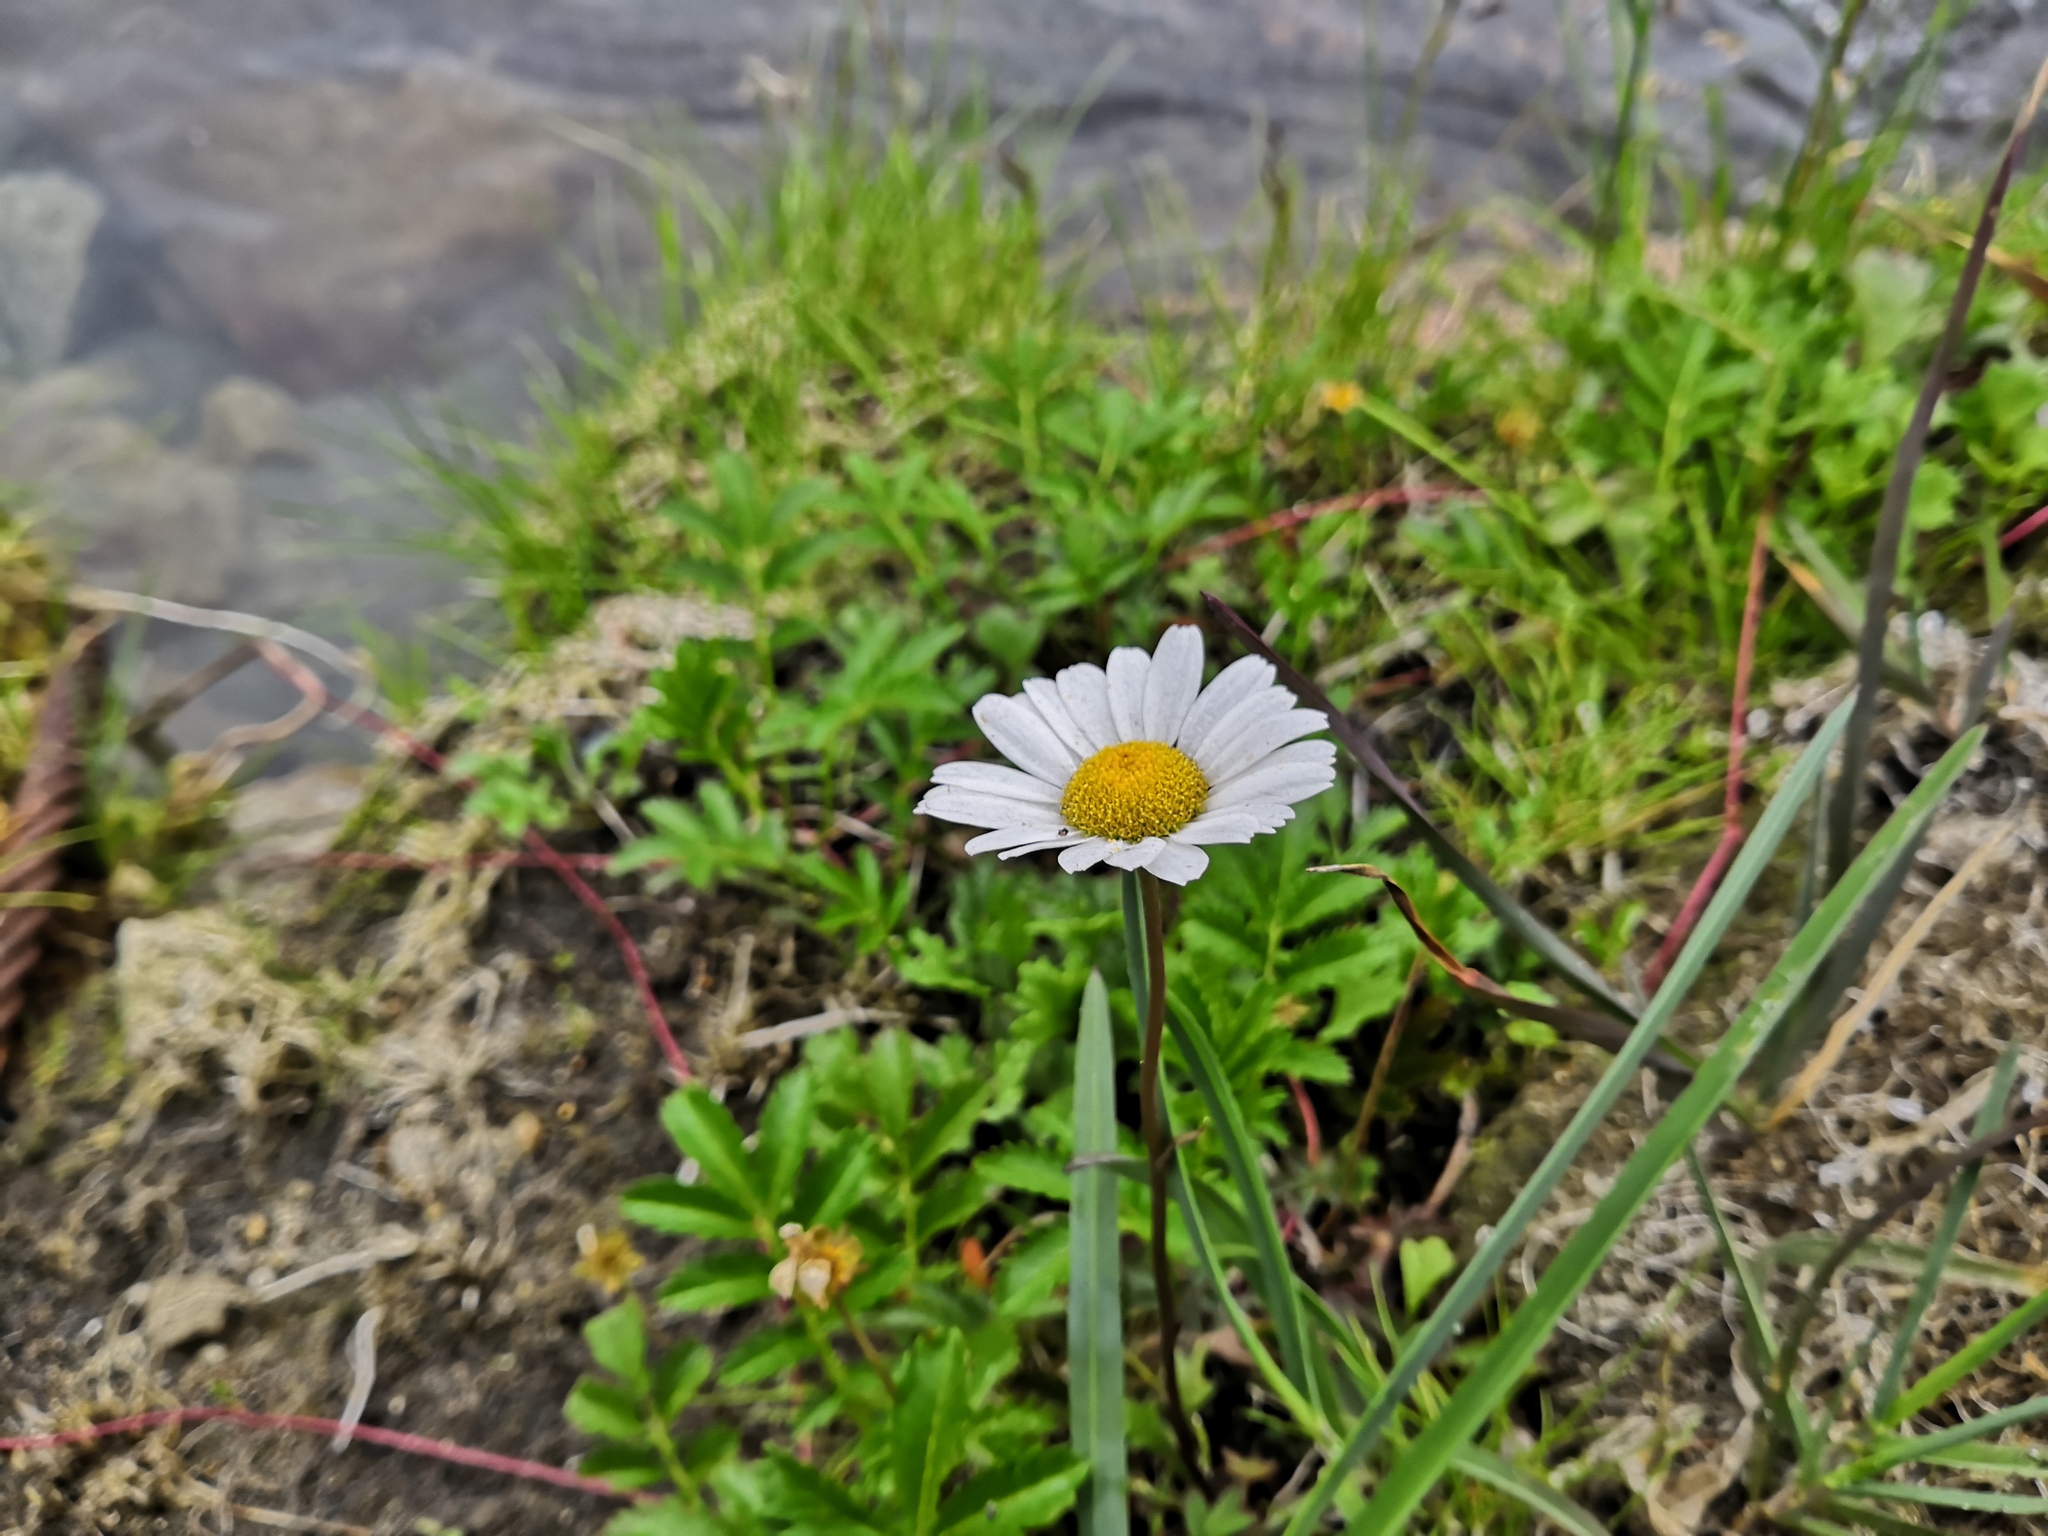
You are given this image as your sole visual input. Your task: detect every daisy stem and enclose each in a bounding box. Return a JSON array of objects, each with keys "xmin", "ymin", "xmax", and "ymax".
[{"xmin": 1124, "ymin": 868, "xmax": 1207, "ymax": 1489}]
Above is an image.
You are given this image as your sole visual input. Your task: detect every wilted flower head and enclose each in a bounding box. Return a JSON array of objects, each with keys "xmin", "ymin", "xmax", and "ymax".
[
  {"xmin": 916, "ymin": 625, "xmax": 1336, "ymax": 885},
  {"xmin": 574, "ymin": 1225, "xmax": 646, "ymax": 1295},
  {"xmin": 770, "ymin": 1223, "xmax": 863, "ymax": 1308}
]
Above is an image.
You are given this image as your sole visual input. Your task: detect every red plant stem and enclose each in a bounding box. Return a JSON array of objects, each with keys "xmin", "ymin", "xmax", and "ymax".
[
  {"xmin": 2000, "ymin": 501, "xmax": 2048, "ymax": 551},
  {"xmin": 0, "ymin": 1407, "xmax": 633, "ymax": 1500},
  {"xmin": 254, "ymin": 645, "xmax": 691, "ymax": 1081},
  {"xmin": 1644, "ymin": 505, "xmax": 1774, "ymax": 995},
  {"xmin": 1287, "ymin": 1075, "xmax": 1323, "ymax": 1165},
  {"xmin": 1166, "ymin": 486, "xmax": 1470, "ymax": 570}
]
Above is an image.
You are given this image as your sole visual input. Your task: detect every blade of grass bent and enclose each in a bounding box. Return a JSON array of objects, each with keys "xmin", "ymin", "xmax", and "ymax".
[
  {"xmin": 1204, "ymin": 592, "xmax": 1634, "ymax": 1022},
  {"xmin": 1826, "ymin": 58, "xmax": 2048, "ymax": 889},
  {"xmin": 1871, "ymin": 1039, "xmax": 2021, "ymax": 1418},
  {"xmin": 1068, "ymin": 971, "xmax": 1128, "ymax": 1536},
  {"xmin": 1163, "ymin": 985, "xmax": 1320, "ymax": 1413},
  {"xmin": 1885, "ymin": 1287, "xmax": 2048, "ymax": 1429},
  {"xmin": 1848, "ymin": 1391, "xmax": 2048, "ymax": 1479},
  {"xmin": 1348, "ymin": 725, "xmax": 1983, "ymax": 1536},
  {"xmin": 1278, "ymin": 697, "xmax": 1856, "ymax": 1536},
  {"xmin": 1448, "ymin": 1445, "xmax": 1609, "ymax": 1536}
]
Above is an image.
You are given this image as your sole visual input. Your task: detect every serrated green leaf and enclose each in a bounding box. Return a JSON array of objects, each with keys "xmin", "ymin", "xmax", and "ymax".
[
  {"xmin": 893, "ymin": 1329, "xmax": 970, "ymax": 1536},
  {"xmin": 651, "ymin": 1338, "xmax": 713, "ymax": 1421},
  {"xmin": 578, "ymin": 1443, "xmax": 668, "ymax": 1491},
  {"xmin": 718, "ymin": 1321, "xmax": 817, "ymax": 1385},
  {"xmin": 658, "ymin": 1252, "xmax": 775, "ymax": 1313},
  {"xmin": 584, "ymin": 1298, "xmax": 650, "ymax": 1393},
  {"xmin": 936, "ymin": 1449, "xmax": 1089, "ymax": 1535},
  {"xmin": 908, "ymin": 1078, "xmax": 991, "ymax": 1177},
  {"xmin": 788, "ymin": 1130, "xmax": 874, "ymax": 1227},
  {"xmin": 757, "ymin": 1067, "xmax": 817, "ymax": 1216},
  {"xmin": 620, "ymin": 1179, "xmax": 759, "ymax": 1240},
  {"xmin": 660, "ymin": 1088, "xmax": 762, "ymax": 1214},
  {"xmin": 976, "ymin": 1145, "xmax": 1072, "ymax": 1200},
  {"xmin": 565, "ymin": 1377, "xmax": 647, "ymax": 1444}
]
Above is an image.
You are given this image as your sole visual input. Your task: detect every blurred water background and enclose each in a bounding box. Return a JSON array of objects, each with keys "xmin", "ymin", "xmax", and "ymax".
[{"xmin": 0, "ymin": 0, "xmax": 2038, "ymax": 758}]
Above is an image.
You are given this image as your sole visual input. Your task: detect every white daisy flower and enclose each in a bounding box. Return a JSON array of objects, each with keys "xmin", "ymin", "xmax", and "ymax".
[{"xmin": 915, "ymin": 624, "xmax": 1338, "ymax": 885}]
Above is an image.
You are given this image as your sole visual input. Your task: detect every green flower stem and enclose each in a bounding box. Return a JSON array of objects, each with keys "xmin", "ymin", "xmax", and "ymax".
[{"xmin": 1123, "ymin": 869, "xmax": 1205, "ymax": 1486}]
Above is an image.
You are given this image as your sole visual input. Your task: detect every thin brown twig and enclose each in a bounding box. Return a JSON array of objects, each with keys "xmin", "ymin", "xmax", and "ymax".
[
  {"xmin": 254, "ymin": 645, "xmax": 691, "ymax": 1081},
  {"xmin": 1828, "ymin": 54, "xmax": 2048, "ymax": 887},
  {"xmin": 127, "ymin": 640, "xmax": 259, "ymax": 761},
  {"xmin": 1644, "ymin": 501, "xmax": 1774, "ymax": 994},
  {"xmin": 1349, "ymin": 952, "xmax": 1427, "ymax": 1158},
  {"xmin": 1166, "ymin": 486, "xmax": 1469, "ymax": 570},
  {"xmin": 1419, "ymin": 1092, "xmax": 1481, "ymax": 1221},
  {"xmin": 0, "ymin": 1406, "xmax": 633, "ymax": 1500},
  {"xmin": 1287, "ymin": 1075, "xmax": 1323, "ymax": 1165}
]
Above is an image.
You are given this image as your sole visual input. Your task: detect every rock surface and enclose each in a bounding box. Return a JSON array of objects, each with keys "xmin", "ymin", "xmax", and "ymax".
[
  {"xmin": 200, "ymin": 376, "xmax": 316, "ymax": 468},
  {"xmin": 0, "ymin": 0, "xmax": 2035, "ymax": 758},
  {"xmin": 0, "ymin": 172, "xmax": 101, "ymax": 376}
]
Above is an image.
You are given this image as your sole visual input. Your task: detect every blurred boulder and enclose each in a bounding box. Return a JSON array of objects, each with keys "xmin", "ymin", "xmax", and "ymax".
[
  {"xmin": 201, "ymin": 376, "xmax": 315, "ymax": 467},
  {"xmin": 0, "ymin": 172, "xmax": 103, "ymax": 376}
]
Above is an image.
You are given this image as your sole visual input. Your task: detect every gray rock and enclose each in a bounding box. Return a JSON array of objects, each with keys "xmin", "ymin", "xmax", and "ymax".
[
  {"xmin": 142, "ymin": 1271, "xmax": 247, "ymax": 1352},
  {"xmin": 200, "ymin": 376, "xmax": 316, "ymax": 467},
  {"xmin": 0, "ymin": 172, "xmax": 103, "ymax": 377}
]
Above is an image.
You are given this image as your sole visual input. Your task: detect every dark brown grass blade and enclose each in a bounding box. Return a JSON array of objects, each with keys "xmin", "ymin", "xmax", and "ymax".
[
  {"xmin": 1203, "ymin": 592, "xmax": 1637, "ymax": 1021},
  {"xmin": 1826, "ymin": 56, "xmax": 2048, "ymax": 888},
  {"xmin": 1312, "ymin": 863, "xmax": 1691, "ymax": 1077},
  {"xmin": 0, "ymin": 653, "xmax": 84, "ymax": 1076}
]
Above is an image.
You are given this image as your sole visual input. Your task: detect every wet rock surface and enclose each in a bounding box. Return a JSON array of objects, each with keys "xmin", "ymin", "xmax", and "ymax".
[{"xmin": 0, "ymin": 1, "xmax": 2034, "ymax": 758}]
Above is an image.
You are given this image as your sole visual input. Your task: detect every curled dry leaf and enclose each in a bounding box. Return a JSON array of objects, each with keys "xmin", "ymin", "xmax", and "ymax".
[{"xmin": 0, "ymin": 650, "xmax": 84, "ymax": 1077}]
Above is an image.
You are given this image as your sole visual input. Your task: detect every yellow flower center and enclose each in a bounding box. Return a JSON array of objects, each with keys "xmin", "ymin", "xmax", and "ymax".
[{"xmin": 1061, "ymin": 742, "xmax": 1209, "ymax": 842}]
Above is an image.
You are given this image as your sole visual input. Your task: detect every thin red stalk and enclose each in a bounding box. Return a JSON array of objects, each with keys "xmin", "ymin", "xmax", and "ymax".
[
  {"xmin": 1644, "ymin": 505, "xmax": 1773, "ymax": 995},
  {"xmin": 1287, "ymin": 1075, "xmax": 1323, "ymax": 1165},
  {"xmin": 1166, "ymin": 486, "xmax": 1468, "ymax": 570},
  {"xmin": 0, "ymin": 1407, "xmax": 632, "ymax": 1500},
  {"xmin": 2000, "ymin": 501, "xmax": 2048, "ymax": 550},
  {"xmin": 255, "ymin": 646, "xmax": 690, "ymax": 1080}
]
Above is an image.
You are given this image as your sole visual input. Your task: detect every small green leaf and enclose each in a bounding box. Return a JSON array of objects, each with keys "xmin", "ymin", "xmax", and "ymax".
[
  {"xmin": 756, "ymin": 1067, "xmax": 817, "ymax": 1215},
  {"xmin": 1503, "ymin": 1017, "xmax": 1560, "ymax": 1049},
  {"xmin": 788, "ymin": 1131, "xmax": 874, "ymax": 1227},
  {"xmin": 651, "ymin": 1339, "xmax": 713, "ymax": 1421},
  {"xmin": 583, "ymin": 1299, "xmax": 650, "ymax": 1393},
  {"xmin": 619, "ymin": 1179, "xmax": 757, "ymax": 1240},
  {"xmin": 657, "ymin": 1252, "xmax": 775, "ymax": 1313},
  {"xmin": 907, "ymin": 1078, "xmax": 991, "ymax": 1177},
  {"xmin": 565, "ymin": 1378, "xmax": 647, "ymax": 1444},
  {"xmin": 718, "ymin": 1321, "xmax": 816, "ymax": 1385},
  {"xmin": 893, "ymin": 1330, "xmax": 971, "ymax": 1536},
  {"xmin": 578, "ymin": 1443, "xmax": 667, "ymax": 1491},
  {"xmin": 975, "ymin": 1145, "xmax": 1072, "ymax": 1200},
  {"xmin": 658, "ymin": 1088, "xmax": 761, "ymax": 1214},
  {"xmin": 935, "ymin": 1450, "xmax": 1089, "ymax": 1534},
  {"xmin": 1398, "ymin": 1237, "xmax": 1456, "ymax": 1314}
]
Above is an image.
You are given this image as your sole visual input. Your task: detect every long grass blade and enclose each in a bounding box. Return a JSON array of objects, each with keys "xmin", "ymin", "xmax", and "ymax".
[
  {"xmin": 1163, "ymin": 985, "xmax": 1320, "ymax": 1412},
  {"xmin": 1345, "ymin": 723, "xmax": 1982, "ymax": 1536},
  {"xmin": 1848, "ymin": 1391, "xmax": 2048, "ymax": 1479},
  {"xmin": 1825, "ymin": 58, "xmax": 2048, "ymax": 888},
  {"xmin": 1836, "ymin": 1482, "xmax": 2048, "ymax": 1515},
  {"xmin": 1068, "ymin": 970, "xmax": 1128, "ymax": 1536},
  {"xmin": 1885, "ymin": 1286, "xmax": 2048, "ymax": 1430},
  {"xmin": 1204, "ymin": 592, "xmax": 1635, "ymax": 1021},
  {"xmin": 1446, "ymin": 1445, "xmax": 1610, "ymax": 1536},
  {"xmin": 1870, "ymin": 1039, "xmax": 2022, "ymax": 1417},
  {"xmin": 1279, "ymin": 698, "xmax": 1856, "ymax": 1536}
]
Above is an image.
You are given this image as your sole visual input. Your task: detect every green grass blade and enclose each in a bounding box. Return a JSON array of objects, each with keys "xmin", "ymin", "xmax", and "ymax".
[
  {"xmin": 1849, "ymin": 1392, "xmax": 2048, "ymax": 1480},
  {"xmin": 1885, "ymin": 1287, "xmax": 2048, "ymax": 1430},
  {"xmin": 1164, "ymin": 1151, "xmax": 1331, "ymax": 1446},
  {"xmin": 1204, "ymin": 593, "xmax": 1636, "ymax": 1022},
  {"xmin": 1445, "ymin": 1446, "xmax": 1609, "ymax": 1536},
  {"xmin": 1809, "ymin": 1497, "xmax": 1952, "ymax": 1536},
  {"xmin": 1836, "ymin": 1482, "xmax": 2048, "ymax": 1515},
  {"xmin": 1871, "ymin": 1039, "xmax": 2021, "ymax": 1418},
  {"xmin": 1344, "ymin": 723, "xmax": 1982, "ymax": 1536},
  {"xmin": 1163, "ymin": 985, "xmax": 1320, "ymax": 1413},
  {"xmin": 1688, "ymin": 1148, "xmax": 1778, "ymax": 1370},
  {"xmin": 1068, "ymin": 970, "xmax": 1128, "ymax": 1536},
  {"xmin": 1917, "ymin": 1442, "xmax": 2048, "ymax": 1475},
  {"xmin": 1279, "ymin": 697, "xmax": 1856, "ymax": 1536}
]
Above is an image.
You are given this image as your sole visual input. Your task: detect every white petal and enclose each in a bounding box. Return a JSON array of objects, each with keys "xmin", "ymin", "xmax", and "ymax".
[
  {"xmin": 996, "ymin": 836, "xmax": 1082, "ymax": 860},
  {"xmin": 1171, "ymin": 811, "xmax": 1264, "ymax": 845},
  {"xmin": 974, "ymin": 694, "xmax": 1080, "ymax": 784},
  {"xmin": 1175, "ymin": 655, "xmax": 1274, "ymax": 755},
  {"xmin": 1188, "ymin": 686, "xmax": 1296, "ymax": 775},
  {"xmin": 1058, "ymin": 839, "xmax": 1115, "ymax": 873},
  {"xmin": 1022, "ymin": 678, "xmax": 1098, "ymax": 761},
  {"xmin": 1056, "ymin": 665, "xmax": 1117, "ymax": 752},
  {"xmin": 1143, "ymin": 841, "xmax": 1210, "ymax": 884},
  {"xmin": 917, "ymin": 787, "xmax": 1067, "ymax": 830},
  {"xmin": 1143, "ymin": 625, "xmax": 1205, "ymax": 744},
  {"xmin": 931, "ymin": 760, "xmax": 1063, "ymax": 802},
  {"xmin": 966, "ymin": 824, "xmax": 1079, "ymax": 854},
  {"xmin": 1207, "ymin": 744, "xmax": 1339, "ymax": 809},
  {"xmin": 1199, "ymin": 709, "xmax": 1329, "ymax": 782},
  {"xmin": 769, "ymin": 1258, "xmax": 797, "ymax": 1301},
  {"xmin": 1105, "ymin": 647, "xmax": 1150, "ymax": 741},
  {"xmin": 1105, "ymin": 838, "xmax": 1167, "ymax": 871}
]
